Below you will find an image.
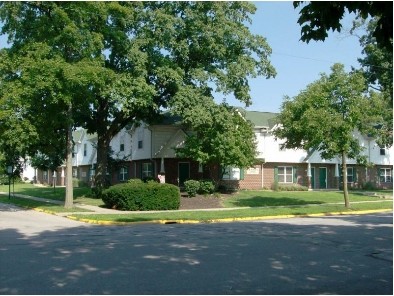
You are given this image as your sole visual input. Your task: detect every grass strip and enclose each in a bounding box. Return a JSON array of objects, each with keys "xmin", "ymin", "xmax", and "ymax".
[
  {"xmin": 0, "ymin": 195, "xmax": 92, "ymax": 213},
  {"xmin": 70, "ymin": 201, "xmax": 393, "ymax": 224}
]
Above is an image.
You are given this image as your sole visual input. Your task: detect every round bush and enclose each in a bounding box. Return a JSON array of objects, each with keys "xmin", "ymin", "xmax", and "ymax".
[
  {"xmin": 184, "ymin": 180, "xmax": 200, "ymax": 197},
  {"xmin": 102, "ymin": 182, "xmax": 180, "ymax": 211},
  {"xmin": 198, "ymin": 180, "xmax": 215, "ymax": 195}
]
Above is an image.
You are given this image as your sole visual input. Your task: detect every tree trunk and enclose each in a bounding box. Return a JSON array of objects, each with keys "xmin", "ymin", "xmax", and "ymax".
[
  {"xmin": 93, "ymin": 132, "xmax": 110, "ymax": 197},
  {"xmin": 64, "ymin": 104, "xmax": 73, "ymax": 208},
  {"xmin": 342, "ymin": 150, "xmax": 350, "ymax": 208}
]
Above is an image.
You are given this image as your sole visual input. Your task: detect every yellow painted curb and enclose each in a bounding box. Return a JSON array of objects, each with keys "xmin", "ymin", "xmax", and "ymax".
[{"xmin": 66, "ymin": 208, "xmax": 393, "ymax": 225}]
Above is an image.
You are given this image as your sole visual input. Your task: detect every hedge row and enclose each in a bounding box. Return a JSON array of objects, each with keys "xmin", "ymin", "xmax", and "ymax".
[{"xmin": 102, "ymin": 181, "xmax": 180, "ymax": 211}]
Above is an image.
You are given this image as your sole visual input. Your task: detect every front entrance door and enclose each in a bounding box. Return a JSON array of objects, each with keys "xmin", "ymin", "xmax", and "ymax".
[
  {"xmin": 178, "ymin": 162, "xmax": 190, "ymax": 187},
  {"xmin": 319, "ymin": 167, "xmax": 327, "ymax": 189}
]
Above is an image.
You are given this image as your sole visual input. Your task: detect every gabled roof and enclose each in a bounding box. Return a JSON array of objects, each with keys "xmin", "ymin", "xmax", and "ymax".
[{"xmin": 243, "ymin": 110, "xmax": 278, "ymax": 128}]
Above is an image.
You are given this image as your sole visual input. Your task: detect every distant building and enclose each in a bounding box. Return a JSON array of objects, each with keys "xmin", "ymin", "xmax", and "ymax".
[{"xmin": 32, "ymin": 110, "xmax": 392, "ymax": 190}]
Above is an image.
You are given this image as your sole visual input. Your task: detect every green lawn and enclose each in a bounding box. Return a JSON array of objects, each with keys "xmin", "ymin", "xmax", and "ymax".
[
  {"xmin": 223, "ymin": 189, "xmax": 393, "ymax": 208},
  {"xmin": 71, "ymin": 202, "xmax": 393, "ymax": 223},
  {"xmin": 0, "ymin": 183, "xmax": 104, "ymax": 206},
  {"xmin": 0, "ymin": 183, "xmax": 392, "ymax": 221},
  {"xmin": 0, "ymin": 196, "xmax": 92, "ymax": 213}
]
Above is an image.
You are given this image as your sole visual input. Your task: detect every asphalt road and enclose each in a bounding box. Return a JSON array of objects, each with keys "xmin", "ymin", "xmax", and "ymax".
[{"xmin": 0, "ymin": 203, "xmax": 392, "ymax": 294}]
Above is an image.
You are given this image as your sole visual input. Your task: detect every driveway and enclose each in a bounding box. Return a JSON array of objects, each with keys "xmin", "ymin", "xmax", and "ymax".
[{"xmin": 0, "ymin": 203, "xmax": 392, "ymax": 294}]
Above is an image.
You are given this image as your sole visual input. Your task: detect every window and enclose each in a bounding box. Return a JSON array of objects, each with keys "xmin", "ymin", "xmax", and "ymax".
[
  {"xmin": 278, "ymin": 166, "xmax": 293, "ymax": 183},
  {"xmin": 222, "ymin": 167, "xmax": 241, "ymax": 180},
  {"xmin": 142, "ymin": 163, "xmax": 153, "ymax": 178},
  {"xmin": 72, "ymin": 168, "xmax": 78, "ymax": 177},
  {"xmin": 380, "ymin": 148, "xmax": 386, "ymax": 155},
  {"xmin": 138, "ymin": 140, "xmax": 143, "ymax": 149},
  {"xmin": 119, "ymin": 167, "xmax": 128, "ymax": 181},
  {"xmin": 83, "ymin": 143, "xmax": 87, "ymax": 156},
  {"xmin": 120, "ymin": 143, "xmax": 125, "ymax": 152},
  {"xmin": 347, "ymin": 167, "xmax": 354, "ymax": 183},
  {"xmin": 380, "ymin": 168, "xmax": 392, "ymax": 183}
]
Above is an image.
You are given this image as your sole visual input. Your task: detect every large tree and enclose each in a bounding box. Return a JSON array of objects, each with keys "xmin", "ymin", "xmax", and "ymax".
[
  {"xmin": 0, "ymin": 2, "xmax": 276, "ymax": 198},
  {"xmin": 274, "ymin": 64, "xmax": 385, "ymax": 208},
  {"xmin": 174, "ymin": 100, "xmax": 257, "ymax": 178},
  {"xmin": 351, "ymin": 17, "xmax": 393, "ymax": 147},
  {"xmin": 294, "ymin": 1, "xmax": 393, "ymax": 52}
]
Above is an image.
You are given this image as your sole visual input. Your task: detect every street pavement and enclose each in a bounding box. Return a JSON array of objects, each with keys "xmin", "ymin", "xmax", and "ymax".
[{"xmin": 0, "ymin": 202, "xmax": 392, "ymax": 294}]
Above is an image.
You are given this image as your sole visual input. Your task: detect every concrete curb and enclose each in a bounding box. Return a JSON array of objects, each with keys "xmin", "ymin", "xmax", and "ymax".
[{"xmin": 66, "ymin": 208, "xmax": 393, "ymax": 225}]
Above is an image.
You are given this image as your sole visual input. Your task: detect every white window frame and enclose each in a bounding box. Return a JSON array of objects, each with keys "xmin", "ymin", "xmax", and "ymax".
[
  {"xmin": 142, "ymin": 163, "xmax": 153, "ymax": 178},
  {"xmin": 380, "ymin": 168, "xmax": 392, "ymax": 183},
  {"xmin": 119, "ymin": 167, "xmax": 128, "ymax": 181},
  {"xmin": 278, "ymin": 166, "xmax": 293, "ymax": 183},
  {"xmin": 222, "ymin": 167, "xmax": 240, "ymax": 180}
]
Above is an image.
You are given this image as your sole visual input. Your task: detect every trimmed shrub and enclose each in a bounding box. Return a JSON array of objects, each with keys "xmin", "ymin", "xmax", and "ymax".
[
  {"xmin": 362, "ymin": 181, "xmax": 377, "ymax": 190},
  {"xmin": 198, "ymin": 180, "xmax": 215, "ymax": 195},
  {"xmin": 278, "ymin": 184, "xmax": 308, "ymax": 191},
  {"xmin": 102, "ymin": 182, "xmax": 180, "ymax": 211},
  {"xmin": 127, "ymin": 178, "xmax": 143, "ymax": 184},
  {"xmin": 184, "ymin": 179, "xmax": 200, "ymax": 197}
]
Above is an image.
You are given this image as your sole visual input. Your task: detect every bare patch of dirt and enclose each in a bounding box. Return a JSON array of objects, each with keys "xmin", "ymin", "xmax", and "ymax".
[{"xmin": 179, "ymin": 193, "xmax": 230, "ymax": 210}]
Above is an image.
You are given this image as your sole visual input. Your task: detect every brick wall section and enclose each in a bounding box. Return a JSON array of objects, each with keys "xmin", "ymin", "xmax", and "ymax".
[{"xmin": 239, "ymin": 165, "xmax": 262, "ymax": 189}]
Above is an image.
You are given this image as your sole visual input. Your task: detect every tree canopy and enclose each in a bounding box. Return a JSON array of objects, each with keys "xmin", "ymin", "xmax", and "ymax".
[
  {"xmin": 0, "ymin": 2, "xmax": 276, "ymax": 196},
  {"xmin": 174, "ymin": 101, "xmax": 257, "ymax": 173},
  {"xmin": 294, "ymin": 1, "xmax": 393, "ymax": 52},
  {"xmin": 274, "ymin": 63, "xmax": 386, "ymax": 207},
  {"xmin": 351, "ymin": 17, "xmax": 393, "ymax": 147}
]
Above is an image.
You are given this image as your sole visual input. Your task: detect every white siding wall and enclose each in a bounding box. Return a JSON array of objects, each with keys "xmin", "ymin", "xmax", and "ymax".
[
  {"xmin": 255, "ymin": 131, "xmax": 307, "ymax": 163},
  {"xmin": 130, "ymin": 124, "xmax": 151, "ymax": 160},
  {"xmin": 110, "ymin": 128, "xmax": 133, "ymax": 161}
]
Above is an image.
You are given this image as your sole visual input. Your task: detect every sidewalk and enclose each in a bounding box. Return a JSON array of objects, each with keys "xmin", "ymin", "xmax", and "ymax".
[{"xmin": 1, "ymin": 192, "xmax": 247, "ymax": 216}]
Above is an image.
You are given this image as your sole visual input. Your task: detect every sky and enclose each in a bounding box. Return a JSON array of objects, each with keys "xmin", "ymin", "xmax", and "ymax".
[
  {"xmin": 241, "ymin": 1, "xmax": 364, "ymax": 113},
  {"xmin": 0, "ymin": 1, "xmax": 365, "ymax": 114}
]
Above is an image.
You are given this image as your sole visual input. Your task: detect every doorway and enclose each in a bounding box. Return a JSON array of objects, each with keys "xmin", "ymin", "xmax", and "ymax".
[
  {"xmin": 319, "ymin": 167, "xmax": 327, "ymax": 189},
  {"xmin": 178, "ymin": 162, "xmax": 190, "ymax": 187},
  {"xmin": 311, "ymin": 167, "xmax": 315, "ymax": 189}
]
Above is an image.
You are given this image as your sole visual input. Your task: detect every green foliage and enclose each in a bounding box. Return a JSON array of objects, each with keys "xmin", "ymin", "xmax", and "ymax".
[
  {"xmin": 184, "ymin": 179, "xmax": 216, "ymax": 197},
  {"xmin": 175, "ymin": 103, "xmax": 257, "ymax": 169},
  {"xmin": 0, "ymin": 174, "xmax": 9, "ymax": 185},
  {"xmin": 127, "ymin": 178, "xmax": 143, "ymax": 185},
  {"xmin": 351, "ymin": 17, "xmax": 393, "ymax": 147},
  {"xmin": 198, "ymin": 180, "xmax": 215, "ymax": 195},
  {"xmin": 294, "ymin": 1, "xmax": 392, "ymax": 52},
  {"xmin": 274, "ymin": 64, "xmax": 383, "ymax": 161},
  {"xmin": 362, "ymin": 181, "xmax": 377, "ymax": 191},
  {"xmin": 0, "ymin": 1, "xmax": 276, "ymax": 192},
  {"xmin": 102, "ymin": 182, "xmax": 180, "ymax": 211},
  {"xmin": 274, "ymin": 63, "xmax": 385, "ymax": 207},
  {"xmin": 277, "ymin": 184, "xmax": 309, "ymax": 191},
  {"xmin": 184, "ymin": 180, "xmax": 200, "ymax": 197}
]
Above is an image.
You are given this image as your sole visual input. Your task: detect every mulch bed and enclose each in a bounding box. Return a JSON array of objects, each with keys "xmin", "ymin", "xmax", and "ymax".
[{"xmin": 179, "ymin": 193, "xmax": 228, "ymax": 210}]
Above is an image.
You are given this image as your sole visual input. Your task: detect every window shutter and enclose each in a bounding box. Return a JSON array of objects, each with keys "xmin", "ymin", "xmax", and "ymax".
[
  {"xmin": 354, "ymin": 168, "xmax": 357, "ymax": 182},
  {"xmin": 274, "ymin": 167, "xmax": 278, "ymax": 182},
  {"xmin": 293, "ymin": 167, "xmax": 298, "ymax": 184},
  {"xmin": 240, "ymin": 168, "xmax": 245, "ymax": 180}
]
